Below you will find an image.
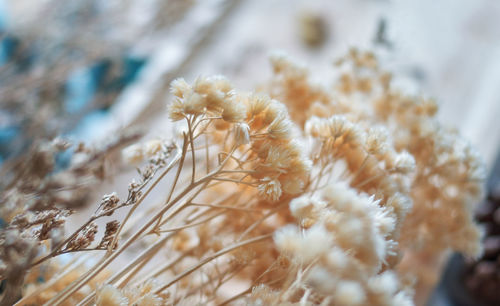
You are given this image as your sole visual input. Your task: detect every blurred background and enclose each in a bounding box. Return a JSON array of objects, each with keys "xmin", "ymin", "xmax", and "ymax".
[{"xmin": 0, "ymin": 0, "xmax": 499, "ymax": 305}]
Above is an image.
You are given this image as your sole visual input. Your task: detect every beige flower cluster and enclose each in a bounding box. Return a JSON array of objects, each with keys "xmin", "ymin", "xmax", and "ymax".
[{"xmin": 15, "ymin": 51, "xmax": 483, "ymax": 306}]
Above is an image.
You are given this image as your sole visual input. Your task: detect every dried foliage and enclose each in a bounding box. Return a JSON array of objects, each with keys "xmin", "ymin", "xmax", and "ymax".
[
  {"xmin": 1, "ymin": 51, "xmax": 484, "ymax": 306},
  {"xmin": 0, "ymin": 131, "xmax": 140, "ymax": 305}
]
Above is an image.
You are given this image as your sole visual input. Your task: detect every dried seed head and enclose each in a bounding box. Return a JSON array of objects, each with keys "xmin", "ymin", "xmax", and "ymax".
[
  {"xmin": 167, "ymin": 98, "xmax": 185, "ymax": 121},
  {"xmin": 193, "ymin": 76, "xmax": 214, "ymax": 95},
  {"xmin": 66, "ymin": 222, "xmax": 98, "ymax": 250},
  {"xmin": 267, "ymin": 116, "xmax": 293, "ymax": 140},
  {"xmin": 234, "ymin": 122, "xmax": 250, "ymax": 146},
  {"xmin": 122, "ymin": 144, "xmax": 144, "ymax": 165},
  {"xmin": 289, "ymin": 195, "xmax": 325, "ymax": 221},
  {"xmin": 221, "ymin": 98, "xmax": 247, "ymax": 122},
  {"xmin": 99, "ymin": 220, "xmax": 120, "ymax": 249},
  {"xmin": 263, "ymin": 100, "xmax": 287, "ymax": 125},
  {"xmin": 273, "ymin": 225, "xmax": 300, "ymax": 254},
  {"xmin": 328, "ymin": 116, "xmax": 351, "ymax": 138},
  {"xmin": 365, "ymin": 127, "xmax": 389, "ymax": 155},
  {"xmin": 96, "ymin": 285, "xmax": 128, "ymax": 306},
  {"xmin": 144, "ymin": 139, "xmax": 163, "ymax": 157},
  {"xmin": 334, "ymin": 281, "xmax": 366, "ymax": 306},
  {"xmin": 248, "ymin": 94, "xmax": 271, "ymax": 116},
  {"xmin": 212, "ymin": 75, "xmax": 233, "ymax": 93},
  {"xmin": 305, "ymin": 116, "xmax": 327, "ymax": 137},
  {"xmin": 183, "ymin": 92, "xmax": 206, "ymax": 115},
  {"xmin": 100, "ymin": 192, "xmax": 120, "ymax": 216},
  {"xmin": 394, "ymin": 151, "xmax": 416, "ymax": 174},
  {"xmin": 170, "ymin": 78, "xmax": 190, "ymax": 98},
  {"xmin": 258, "ymin": 177, "xmax": 282, "ymax": 202},
  {"xmin": 134, "ymin": 294, "xmax": 164, "ymax": 306}
]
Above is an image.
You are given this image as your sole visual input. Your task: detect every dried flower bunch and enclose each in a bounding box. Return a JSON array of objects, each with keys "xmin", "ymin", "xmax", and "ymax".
[{"xmin": 1, "ymin": 50, "xmax": 484, "ymax": 306}]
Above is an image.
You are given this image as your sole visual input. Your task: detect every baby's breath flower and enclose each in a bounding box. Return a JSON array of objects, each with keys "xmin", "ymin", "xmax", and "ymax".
[
  {"xmin": 342, "ymin": 123, "xmax": 364, "ymax": 147},
  {"xmin": 304, "ymin": 116, "xmax": 327, "ymax": 137},
  {"xmin": 170, "ymin": 78, "xmax": 190, "ymax": 98},
  {"xmin": 211, "ymin": 75, "xmax": 233, "ymax": 93},
  {"xmin": 367, "ymin": 271, "xmax": 399, "ymax": 296},
  {"xmin": 273, "ymin": 225, "xmax": 300, "ymax": 254},
  {"xmin": 263, "ymin": 100, "xmax": 287, "ymax": 125},
  {"xmin": 134, "ymin": 294, "xmax": 164, "ymax": 306},
  {"xmin": 248, "ymin": 93, "xmax": 271, "ymax": 116},
  {"xmin": 267, "ymin": 116, "xmax": 293, "ymax": 140},
  {"xmin": 96, "ymin": 285, "xmax": 128, "ymax": 306},
  {"xmin": 335, "ymin": 281, "xmax": 366, "ymax": 306},
  {"xmin": 258, "ymin": 177, "xmax": 282, "ymax": 202},
  {"xmin": 167, "ymin": 98, "xmax": 186, "ymax": 121},
  {"xmin": 264, "ymin": 146, "xmax": 293, "ymax": 170},
  {"xmin": 234, "ymin": 122, "xmax": 250, "ymax": 146},
  {"xmin": 122, "ymin": 143, "xmax": 144, "ymax": 164},
  {"xmin": 221, "ymin": 98, "xmax": 246, "ymax": 122},
  {"xmin": 365, "ymin": 127, "xmax": 389, "ymax": 155},
  {"xmin": 394, "ymin": 151, "xmax": 416, "ymax": 174},
  {"xmin": 297, "ymin": 224, "xmax": 333, "ymax": 262},
  {"xmin": 374, "ymin": 208, "xmax": 396, "ymax": 237},
  {"xmin": 144, "ymin": 139, "xmax": 163, "ymax": 157},
  {"xmin": 183, "ymin": 92, "xmax": 206, "ymax": 115},
  {"xmin": 100, "ymin": 192, "xmax": 120, "ymax": 216},
  {"xmin": 193, "ymin": 76, "xmax": 214, "ymax": 95},
  {"xmin": 306, "ymin": 266, "xmax": 337, "ymax": 294},
  {"xmin": 289, "ymin": 195, "xmax": 325, "ymax": 221},
  {"xmin": 328, "ymin": 115, "xmax": 350, "ymax": 138},
  {"xmin": 280, "ymin": 175, "xmax": 306, "ymax": 195}
]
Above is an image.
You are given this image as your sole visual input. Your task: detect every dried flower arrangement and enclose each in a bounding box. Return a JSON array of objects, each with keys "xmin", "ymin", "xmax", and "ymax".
[{"xmin": 0, "ymin": 50, "xmax": 485, "ymax": 306}]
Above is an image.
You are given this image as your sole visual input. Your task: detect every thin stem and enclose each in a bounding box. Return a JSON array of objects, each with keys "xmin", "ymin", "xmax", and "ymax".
[
  {"xmin": 134, "ymin": 250, "xmax": 191, "ymax": 286},
  {"xmin": 354, "ymin": 171, "xmax": 386, "ymax": 188},
  {"xmin": 158, "ymin": 211, "xmax": 225, "ymax": 233},
  {"xmin": 217, "ymin": 277, "xmax": 285, "ymax": 306},
  {"xmin": 211, "ymin": 177, "xmax": 257, "ymax": 186},
  {"xmin": 350, "ymin": 154, "xmax": 370, "ymax": 181},
  {"xmin": 107, "ymin": 148, "xmax": 182, "ymax": 253},
  {"xmin": 153, "ymin": 234, "xmax": 272, "ymax": 294},
  {"xmin": 189, "ymin": 202, "xmax": 260, "ymax": 213},
  {"xmin": 192, "ymin": 116, "xmax": 221, "ymax": 133},
  {"xmin": 187, "ymin": 116, "xmax": 197, "ymax": 184},
  {"xmin": 237, "ymin": 201, "xmax": 288, "ymax": 241},
  {"xmin": 155, "ymin": 134, "xmax": 189, "ymax": 230},
  {"xmin": 205, "ymin": 133, "xmax": 210, "ymax": 174},
  {"xmin": 14, "ymin": 254, "xmax": 91, "ymax": 306},
  {"xmin": 30, "ymin": 217, "xmax": 96, "ymax": 267},
  {"xmin": 47, "ymin": 146, "xmax": 237, "ymax": 305},
  {"xmin": 75, "ymin": 233, "xmax": 173, "ymax": 306}
]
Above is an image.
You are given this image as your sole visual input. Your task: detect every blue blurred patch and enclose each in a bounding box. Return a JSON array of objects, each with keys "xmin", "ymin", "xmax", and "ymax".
[
  {"xmin": 64, "ymin": 67, "xmax": 97, "ymax": 114},
  {"xmin": 122, "ymin": 57, "xmax": 147, "ymax": 86},
  {"xmin": 54, "ymin": 147, "xmax": 73, "ymax": 171},
  {"xmin": 0, "ymin": 125, "xmax": 20, "ymax": 162},
  {"xmin": 64, "ymin": 56, "xmax": 146, "ymax": 113},
  {"xmin": 0, "ymin": 35, "xmax": 18, "ymax": 64}
]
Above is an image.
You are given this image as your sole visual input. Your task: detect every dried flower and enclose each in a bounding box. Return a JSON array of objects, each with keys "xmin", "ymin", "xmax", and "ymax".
[
  {"xmin": 234, "ymin": 122, "xmax": 250, "ymax": 146},
  {"xmin": 258, "ymin": 177, "xmax": 282, "ymax": 202}
]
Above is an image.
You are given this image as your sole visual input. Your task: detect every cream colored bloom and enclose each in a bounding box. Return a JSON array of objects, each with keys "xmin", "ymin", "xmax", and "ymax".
[
  {"xmin": 122, "ymin": 144, "xmax": 144, "ymax": 164},
  {"xmin": 234, "ymin": 122, "xmax": 250, "ymax": 146},
  {"xmin": 258, "ymin": 177, "xmax": 282, "ymax": 202},
  {"xmin": 96, "ymin": 285, "xmax": 128, "ymax": 306}
]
